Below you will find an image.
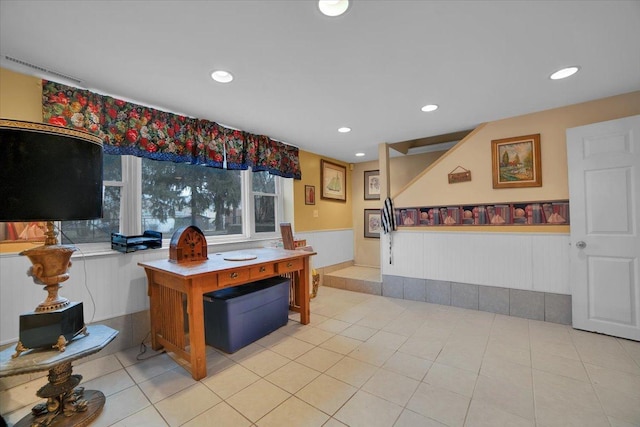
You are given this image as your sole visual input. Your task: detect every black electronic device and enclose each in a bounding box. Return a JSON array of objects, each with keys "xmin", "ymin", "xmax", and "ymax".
[{"xmin": 111, "ymin": 230, "xmax": 162, "ymax": 253}]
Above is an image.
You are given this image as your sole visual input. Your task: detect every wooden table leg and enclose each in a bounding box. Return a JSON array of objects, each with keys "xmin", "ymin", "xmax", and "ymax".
[
  {"xmin": 299, "ymin": 257, "xmax": 310, "ymax": 324},
  {"xmin": 145, "ymin": 271, "xmax": 161, "ymax": 351},
  {"xmin": 187, "ymin": 284, "xmax": 207, "ymax": 381}
]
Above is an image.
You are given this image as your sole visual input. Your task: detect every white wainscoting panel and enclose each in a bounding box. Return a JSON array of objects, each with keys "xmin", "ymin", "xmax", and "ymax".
[
  {"xmin": 294, "ymin": 229, "xmax": 354, "ymax": 269},
  {"xmin": 382, "ymin": 232, "xmax": 425, "ymax": 278},
  {"xmin": 0, "ymin": 254, "xmax": 39, "ymax": 346},
  {"xmin": 422, "ymin": 232, "xmax": 533, "ymax": 289},
  {"xmin": 382, "ymin": 230, "xmax": 570, "ymax": 294},
  {"xmin": 531, "ymin": 234, "xmax": 571, "ymax": 294}
]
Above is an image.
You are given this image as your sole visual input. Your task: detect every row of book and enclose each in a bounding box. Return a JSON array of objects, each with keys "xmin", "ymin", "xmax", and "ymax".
[{"xmin": 395, "ymin": 202, "xmax": 569, "ymax": 226}]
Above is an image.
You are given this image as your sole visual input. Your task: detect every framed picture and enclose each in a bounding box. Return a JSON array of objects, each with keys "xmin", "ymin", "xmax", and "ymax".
[
  {"xmin": 491, "ymin": 134, "xmax": 542, "ymax": 189},
  {"xmin": 364, "ymin": 209, "xmax": 381, "ymax": 238},
  {"xmin": 364, "ymin": 170, "xmax": 380, "ymax": 200},
  {"xmin": 321, "ymin": 159, "xmax": 347, "ymax": 202},
  {"xmin": 304, "ymin": 185, "xmax": 316, "ymax": 205}
]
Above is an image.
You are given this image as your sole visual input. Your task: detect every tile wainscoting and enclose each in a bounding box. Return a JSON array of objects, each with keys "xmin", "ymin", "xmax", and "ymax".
[{"xmin": 323, "ymin": 268, "xmax": 571, "ymax": 326}]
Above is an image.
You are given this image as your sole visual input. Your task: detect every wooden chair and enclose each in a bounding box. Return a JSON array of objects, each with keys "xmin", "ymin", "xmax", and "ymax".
[{"xmin": 279, "ymin": 223, "xmax": 301, "ymax": 309}]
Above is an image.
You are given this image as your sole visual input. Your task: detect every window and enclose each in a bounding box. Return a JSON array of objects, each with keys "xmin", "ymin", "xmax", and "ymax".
[
  {"xmin": 141, "ymin": 158, "xmax": 244, "ymax": 238},
  {"xmin": 252, "ymin": 171, "xmax": 278, "ymax": 233},
  {"xmin": 61, "ymin": 154, "xmax": 122, "ymax": 244},
  {"xmin": 61, "ymin": 155, "xmax": 283, "ymax": 246}
]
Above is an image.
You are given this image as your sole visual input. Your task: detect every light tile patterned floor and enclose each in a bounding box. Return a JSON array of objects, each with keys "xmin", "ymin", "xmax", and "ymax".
[{"xmin": 2, "ymin": 285, "xmax": 640, "ymax": 427}]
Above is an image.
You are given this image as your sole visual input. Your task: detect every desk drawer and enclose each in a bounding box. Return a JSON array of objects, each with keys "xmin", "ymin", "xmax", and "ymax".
[
  {"xmin": 218, "ymin": 269, "xmax": 250, "ymax": 287},
  {"xmin": 277, "ymin": 258, "xmax": 302, "ymax": 274},
  {"xmin": 250, "ymin": 264, "xmax": 275, "ymax": 280}
]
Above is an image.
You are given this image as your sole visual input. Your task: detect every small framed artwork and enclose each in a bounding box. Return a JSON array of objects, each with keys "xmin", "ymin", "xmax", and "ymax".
[
  {"xmin": 364, "ymin": 170, "xmax": 380, "ymax": 200},
  {"xmin": 304, "ymin": 185, "xmax": 316, "ymax": 205},
  {"xmin": 492, "ymin": 133, "xmax": 542, "ymax": 189},
  {"xmin": 321, "ymin": 159, "xmax": 347, "ymax": 202},
  {"xmin": 364, "ymin": 209, "xmax": 382, "ymax": 238}
]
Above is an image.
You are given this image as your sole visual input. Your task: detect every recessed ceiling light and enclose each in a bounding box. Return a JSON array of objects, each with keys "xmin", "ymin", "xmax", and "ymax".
[
  {"xmin": 421, "ymin": 104, "xmax": 438, "ymax": 112},
  {"xmin": 211, "ymin": 70, "xmax": 233, "ymax": 83},
  {"xmin": 338, "ymin": 127, "xmax": 351, "ymax": 133},
  {"xmin": 550, "ymin": 66, "xmax": 580, "ymax": 80},
  {"xmin": 355, "ymin": 152, "xmax": 365, "ymax": 157},
  {"xmin": 318, "ymin": 0, "xmax": 349, "ymax": 17}
]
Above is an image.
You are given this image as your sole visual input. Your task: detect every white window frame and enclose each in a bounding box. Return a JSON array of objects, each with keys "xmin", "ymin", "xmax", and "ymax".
[
  {"xmin": 247, "ymin": 169, "xmax": 284, "ymax": 240},
  {"xmin": 62, "ymin": 155, "xmax": 285, "ymax": 252}
]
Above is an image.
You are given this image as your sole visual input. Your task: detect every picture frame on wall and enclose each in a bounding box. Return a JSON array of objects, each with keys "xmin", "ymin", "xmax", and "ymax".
[
  {"xmin": 491, "ymin": 133, "xmax": 542, "ymax": 189},
  {"xmin": 364, "ymin": 209, "xmax": 381, "ymax": 238},
  {"xmin": 321, "ymin": 159, "xmax": 347, "ymax": 202},
  {"xmin": 364, "ymin": 170, "xmax": 380, "ymax": 200},
  {"xmin": 304, "ymin": 185, "xmax": 316, "ymax": 205}
]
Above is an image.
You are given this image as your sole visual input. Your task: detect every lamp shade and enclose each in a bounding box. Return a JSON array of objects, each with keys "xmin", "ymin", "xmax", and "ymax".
[{"xmin": 0, "ymin": 119, "xmax": 104, "ymax": 221}]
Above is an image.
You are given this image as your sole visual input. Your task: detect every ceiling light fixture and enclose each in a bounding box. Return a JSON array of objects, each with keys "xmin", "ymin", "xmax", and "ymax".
[
  {"xmin": 421, "ymin": 104, "xmax": 439, "ymax": 112},
  {"xmin": 550, "ymin": 66, "xmax": 580, "ymax": 80},
  {"xmin": 355, "ymin": 152, "xmax": 365, "ymax": 157},
  {"xmin": 318, "ymin": 0, "xmax": 349, "ymax": 17},
  {"xmin": 338, "ymin": 127, "xmax": 351, "ymax": 133},
  {"xmin": 211, "ymin": 70, "xmax": 234, "ymax": 83}
]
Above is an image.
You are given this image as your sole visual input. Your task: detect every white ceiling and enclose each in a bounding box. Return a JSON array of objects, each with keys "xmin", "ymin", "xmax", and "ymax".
[{"xmin": 1, "ymin": 1, "xmax": 639, "ymax": 163}]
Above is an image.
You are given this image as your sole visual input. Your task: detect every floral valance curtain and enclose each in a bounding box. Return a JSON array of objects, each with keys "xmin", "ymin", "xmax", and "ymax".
[
  {"xmin": 246, "ymin": 134, "xmax": 300, "ymax": 179},
  {"xmin": 42, "ymin": 80, "xmax": 301, "ymax": 179}
]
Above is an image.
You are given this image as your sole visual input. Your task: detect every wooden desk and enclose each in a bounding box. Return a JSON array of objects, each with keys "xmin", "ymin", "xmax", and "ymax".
[{"xmin": 138, "ymin": 247, "xmax": 315, "ymax": 380}]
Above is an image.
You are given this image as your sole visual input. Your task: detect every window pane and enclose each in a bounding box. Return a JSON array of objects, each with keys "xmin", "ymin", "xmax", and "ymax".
[
  {"xmin": 61, "ymin": 154, "xmax": 122, "ymax": 244},
  {"xmin": 103, "ymin": 153, "xmax": 121, "ymax": 181},
  {"xmin": 61, "ymin": 186, "xmax": 121, "ymax": 244},
  {"xmin": 254, "ymin": 195, "xmax": 275, "ymax": 232},
  {"xmin": 141, "ymin": 159, "xmax": 242, "ymax": 237},
  {"xmin": 252, "ymin": 171, "xmax": 275, "ymax": 193}
]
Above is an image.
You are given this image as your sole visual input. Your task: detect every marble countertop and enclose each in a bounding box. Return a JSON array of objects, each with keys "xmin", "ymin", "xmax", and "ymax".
[{"xmin": 0, "ymin": 324, "xmax": 118, "ymax": 377}]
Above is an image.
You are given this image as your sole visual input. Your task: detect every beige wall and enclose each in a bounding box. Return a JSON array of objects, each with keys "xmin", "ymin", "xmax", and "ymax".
[
  {"xmin": 352, "ymin": 151, "xmax": 447, "ymax": 267},
  {"xmin": 293, "ymin": 150, "xmax": 353, "ymax": 232},
  {"xmin": 395, "ymin": 91, "xmax": 640, "ymax": 208}
]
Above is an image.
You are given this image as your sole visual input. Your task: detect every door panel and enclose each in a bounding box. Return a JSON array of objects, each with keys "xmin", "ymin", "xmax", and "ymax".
[
  {"xmin": 586, "ymin": 168, "xmax": 633, "ymax": 234},
  {"xmin": 588, "ymin": 256, "xmax": 635, "ymax": 324},
  {"xmin": 567, "ymin": 114, "xmax": 640, "ymax": 341}
]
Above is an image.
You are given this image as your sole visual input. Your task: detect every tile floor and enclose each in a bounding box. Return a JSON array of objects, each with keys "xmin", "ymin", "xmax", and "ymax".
[
  {"xmin": 2, "ymin": 286, "xmax": 640, "ymax": 427},
  {"xmin": 326, "ymin": 266, "xmax": 381, "ymax": 283}
]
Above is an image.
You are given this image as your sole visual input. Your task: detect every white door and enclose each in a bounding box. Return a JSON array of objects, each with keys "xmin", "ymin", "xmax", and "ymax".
[{"xmin": 567, "ymin": 114, "xmax": 640, "ymax": 341}]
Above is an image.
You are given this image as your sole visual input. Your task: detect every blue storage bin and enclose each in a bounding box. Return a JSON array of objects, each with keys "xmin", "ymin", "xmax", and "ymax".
[{"xmin": 203, "ymin": 277, "xmax": 290, "ymax": 353}]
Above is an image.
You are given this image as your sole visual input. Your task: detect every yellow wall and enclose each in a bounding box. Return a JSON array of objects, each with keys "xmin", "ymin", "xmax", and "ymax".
[
  {"xmin": 395, "ymin": 91, "xmax": 640, "ymax": 208},
  {"xmin": 294, "ymin": 150, "xmax": 353, "ymax": 232},
  {"xmin": 0, "ymin": 68, "xmax": 42, "ymax": 121}
]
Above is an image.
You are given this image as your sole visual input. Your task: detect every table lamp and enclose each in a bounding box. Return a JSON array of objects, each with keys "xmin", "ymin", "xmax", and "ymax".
[{"xmin": 0, "ymin": 118, "xmax": 103, "ymax": 357}]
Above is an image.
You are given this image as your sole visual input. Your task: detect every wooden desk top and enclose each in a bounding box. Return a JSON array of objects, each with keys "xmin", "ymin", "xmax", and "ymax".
[{"xmin": 138, "ymin": 247, "xmax": 315, "ymax": 278}]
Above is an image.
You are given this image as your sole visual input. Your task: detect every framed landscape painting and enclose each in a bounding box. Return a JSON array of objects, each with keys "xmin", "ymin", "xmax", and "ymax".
[{"xmin": 492, "ymin": 134, "xmax": 542, "ymax": 189}]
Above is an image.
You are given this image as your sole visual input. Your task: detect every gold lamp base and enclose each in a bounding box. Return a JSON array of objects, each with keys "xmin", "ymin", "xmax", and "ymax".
[
  {"xmin": 19, "ymin": 221, "xmax": 75, "ymax": 312},
  {"xmin": 13, "ymin": 221, "xmax": 85, "ymax": 356},
  {"xmin": 20, "ymin": 244, "xmax": 75, "ymax": 312}
]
